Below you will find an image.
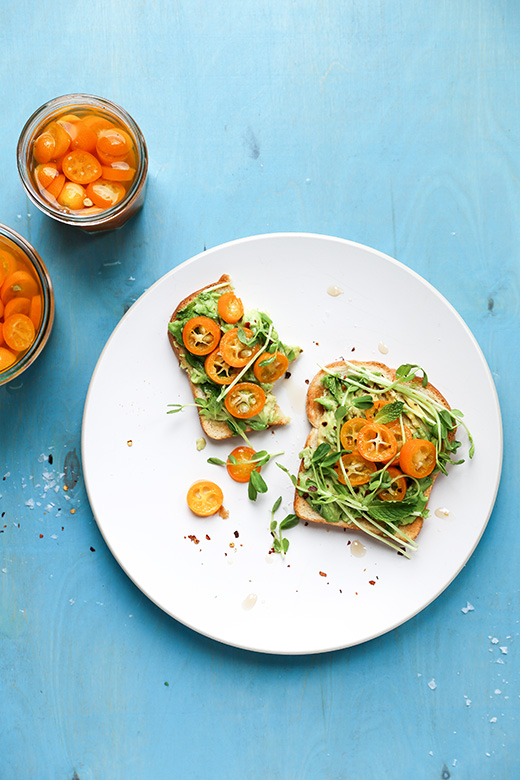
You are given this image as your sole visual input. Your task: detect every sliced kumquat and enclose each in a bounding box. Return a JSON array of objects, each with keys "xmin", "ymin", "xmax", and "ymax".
[
  {"xmin": 101, "ymin": 163, "xmax": 136, "ymax": 181},
  {"xmin": 29, "ymin": 295, "xmax": 42, "ymax": 329},
  {"xmin": 4, "ymin": 297, "xmax": 31, "ymax": 319},
  {"xmin": 3, "ymin": 313, "xmax": 36, "ymax": 351},
  {"xmin": 186, "ymin": 480, "xmax": 224, "ymax": 517},
  {"xmin": 0, "ymin": 346, "xmax": 16, "ymax": 371},
  {"xmin": 35, "ymin": 163, "xmax": 59, "ymax": 190},
  {"xmin": 226, "ymin": 446, "xmax": 261, "ymax": 483},
  {"xmin": 0, "ymin": 249, "xmax": 17, "ymax": 278},
  {"xmin": 33, "ymin": 133, "xmax": 56, "ymax": 164},
  {"xmin": 56, "ymin": 119, "xmax": 79, "ymax": 141},
  {"xmin": 60, "ymin": 114, "xmax": 81, "ymax": 123},
  {"xmin": 81, "ymin": 115, "xmax": 115, "ymax": 136},
  {"xmin": 70, "ymin": 121, "xmax": 97, "ymax": 153},
  {"xmin": 47, "ymin": 121, "xmax": 71, "ymax": 157},
  {"xmin": 95, "ymin": 148, "xmax": 129, "ymax": 166},
  {"xmin": 62, "ymin": 150, "xmax": 102, "ymax": 184},
  {"xmin": 0, "ymin": 299, "xmax": 4, "ymax": 319},
  {"xmin": 96, "ymin": 128, "xmax": 132, "ymax": 157},
  {"xmin": 0, "ymin": 266, "xmax": 5, "ymax": 290},
  {"xmin": 45, "ymin": 173, "xmax": 66, "ymax": 200},
  {"xmin": 0, "ymin": 322, "xmax": 3, "ymax": 346},
  {"xmin": 1, "ymin": 270, "xmax": 39, "ymax": 304},
  {"xmin": 79, "ymin": 206, "xmax": 104, "ymax": 217},
  {"xmin": 86, "ymin": 180, "xmax": 125, "ymax": 209},
  {"xmin": 57, "ymin": 181, "xmax": 86, "ymax": 210}
]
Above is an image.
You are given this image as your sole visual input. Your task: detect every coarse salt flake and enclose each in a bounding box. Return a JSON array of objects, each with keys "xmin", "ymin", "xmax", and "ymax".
[
  {"xmin": 499, "ymin": 646, "xmax": 508, "ymax": 654},
  {"xmin": 428, "ymin": 679, "xmax": 437, "ymax": 690},
  {"xmin": 461, "ymin": 601, "xmax": 474, "ymax": 613}
]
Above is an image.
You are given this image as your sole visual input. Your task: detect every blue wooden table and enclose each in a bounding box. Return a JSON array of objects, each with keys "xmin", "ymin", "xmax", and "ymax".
[{"xmin": 1, "ymin": 2, "xmax": 517, "ymax": 777}]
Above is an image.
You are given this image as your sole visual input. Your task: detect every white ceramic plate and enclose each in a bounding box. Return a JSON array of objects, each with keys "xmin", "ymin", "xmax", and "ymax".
[{"xmin": 82, "ymin": 233, "xmax": 502, "ymax": 654}]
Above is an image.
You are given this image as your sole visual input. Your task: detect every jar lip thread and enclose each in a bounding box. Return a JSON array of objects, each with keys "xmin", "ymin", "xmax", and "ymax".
[{"xmin": 17, "ymin": 94, "xmax": 148, "ymax": 229}]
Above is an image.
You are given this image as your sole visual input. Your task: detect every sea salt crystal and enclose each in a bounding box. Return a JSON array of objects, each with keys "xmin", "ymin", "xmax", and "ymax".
[
  {"xmin": 69, "ymin": 598, "xmax": 75, "ymax": 605},
  {"xmin": 499, "ymin": 646, "xmax": 508, "ymax": 654},
  {"xmin": 465, "ymin": 698, "xmax": 472, "ymax": 707},
  {"xmin": 491, "ymin": 637, "xmax": 499, "ymax": 644},
  {"xmin": 461, "ymin": 601, "xmax": 474, "ymax": 614},
  {"xmin": 495, "ymin": 689, "xmax": 502, "ymax": 695},
  {"xmin": 25, "ymin": 499, "xmax": 35, "ymax": 509},
  {"xmin": 490, "ymin": 717, "xmax": 497, "ymax": 723},
  {"xmin": 428, "ymin": 679, "xmax": 437, "ymax": 690},
  {"xmin": 496, "ymin": 658, "xmax": 505, "ymax": 665}
]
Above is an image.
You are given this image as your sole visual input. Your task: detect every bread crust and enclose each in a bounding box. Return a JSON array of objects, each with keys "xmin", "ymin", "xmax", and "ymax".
[
  {"xmin": 167, "ymin": 275, "xmax": 290, "ymax": 440},
  {"xmin": 294, "ymin": 360, "xmax": 455, "ymax": 543}
]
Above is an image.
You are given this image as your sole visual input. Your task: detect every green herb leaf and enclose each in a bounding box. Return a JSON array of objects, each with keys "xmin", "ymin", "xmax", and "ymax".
[
  {"xmin": 271, "ymin": 496, "xmax": 282, "ymax": 514},
  {"xmin": 374, "ymin": 401, "xmax": 404, "ymax": 424},
  {"xmin": 250, "ymin": 470, "xmax": 268, "ymax": 494},
  {"xmin": 352, "ymin": 395, "xmax": 374, "ymax": 410},
  {"xmin": 334, "ymin": 405, "xmax": 348, "ymax": 421},
  {"xmin": 207, "ymin": 457, "xmax": 226, "ymax": 466},
  {"xmin": 279, "ymin": 513, "xmax": 299, "ymax": 530},
  {"xmin": 311, "ymin": 443, "xmax": 331, "ymax": 464}
]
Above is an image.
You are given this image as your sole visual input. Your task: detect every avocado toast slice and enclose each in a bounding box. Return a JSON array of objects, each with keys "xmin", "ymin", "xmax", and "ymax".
[
  {"xmin": 167, "ymin": 274, "xmax": 301, "ymax": 440},
  {"xmin": 290, "ymin": 360, "xmax": 473, "ymax": 555}
]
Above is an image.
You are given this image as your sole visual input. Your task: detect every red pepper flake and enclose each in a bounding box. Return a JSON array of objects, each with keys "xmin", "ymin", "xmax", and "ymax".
[
  {"xmin": 63, "ymin": 485, "xmax": 68, "ymax": 491},
  {"xmin": 205, "ymin": 534, "xmax": 211, "ymax": 540},
  {"xmin": 188, "ymin": 534, "xmax": 199, "ymax": 544},
  {"xmin": 369, "ymin": 580, "xmax": 376, "ymax": 585},
  {"xmin": 90, "ymin": 547, "xmax": 96, "ymax": 552},
  {"xmin": 233, "ymin": 530, "xmax": 239, "ymax": 538},
  {"xmin": 319, "ymin": 571, "xmax": 327, "ymax": 577},
  {"xmin": 39, "ymin": 534, "xmax": 44, "ymax": 538},
  {"xmin": 70, "ymin": 508, "xmax": 76, "ymax": 514}
]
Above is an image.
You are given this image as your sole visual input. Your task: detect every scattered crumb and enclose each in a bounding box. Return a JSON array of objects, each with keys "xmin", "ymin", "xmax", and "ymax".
[{"xmin": 218, "ymin": 505, "xmax": 229, "ymax": 519}]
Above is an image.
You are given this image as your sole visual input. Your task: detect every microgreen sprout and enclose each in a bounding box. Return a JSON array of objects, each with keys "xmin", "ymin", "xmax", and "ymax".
[
  {"xmin": 269, "ymin": 496, "xmax": 299, "ymax": 556},
  {"xmin": 207, "ymin": 448, "xmax": 284, "ymax": 501}
]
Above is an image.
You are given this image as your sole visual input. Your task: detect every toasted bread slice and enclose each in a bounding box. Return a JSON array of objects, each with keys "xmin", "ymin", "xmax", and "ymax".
[
  {"xmin": 168, "ymin": 274, "xmax": 294, "ymax": 440},
  {"xmin": 294, "ymin": 361, "xmax": 456, "ymax": 544}
]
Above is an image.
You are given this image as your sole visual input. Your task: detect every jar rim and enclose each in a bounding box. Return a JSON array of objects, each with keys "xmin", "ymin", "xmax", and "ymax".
[
  {"xmin": 0, "ymin": 223, "xmax": 55, "ymax": 386},
  {"xmin": 16, "ymin": 94, "xmax": 148, "ymax": 229}
]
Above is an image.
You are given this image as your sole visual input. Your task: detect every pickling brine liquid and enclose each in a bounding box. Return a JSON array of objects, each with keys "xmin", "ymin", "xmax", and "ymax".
[{"xmin": 0, "ymin": 235, "xmax": 44, "ymax": 373}]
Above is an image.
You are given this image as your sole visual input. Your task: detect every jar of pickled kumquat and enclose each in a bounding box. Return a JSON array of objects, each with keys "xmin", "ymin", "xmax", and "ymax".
[
  {"xmin": 17, "ymin": 94, "xmax": 148, "ymax": 233},
  {"xmin": 0, "ymin": 224, "xmax": 54, "ymax": 386}
]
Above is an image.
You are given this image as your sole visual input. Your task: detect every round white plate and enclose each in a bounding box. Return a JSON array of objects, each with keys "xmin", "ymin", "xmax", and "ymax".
[{"xmin": 82, "ymin": 233, "xmax": 502, "ymax": 654}]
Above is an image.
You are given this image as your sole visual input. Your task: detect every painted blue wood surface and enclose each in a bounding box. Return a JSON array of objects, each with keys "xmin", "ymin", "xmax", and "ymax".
[{"xmin": 0, "ymin": 1, "xmax": 518, "ymax": 778}]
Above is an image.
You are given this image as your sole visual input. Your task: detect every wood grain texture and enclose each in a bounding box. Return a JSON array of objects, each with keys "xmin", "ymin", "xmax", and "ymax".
[{"xmin": 0, "ymin": 0, "xmax": 518, "ymax": 778}]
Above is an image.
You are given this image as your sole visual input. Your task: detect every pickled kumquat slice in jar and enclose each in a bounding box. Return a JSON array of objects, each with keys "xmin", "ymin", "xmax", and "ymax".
[
  {"xmin": 85, "ymin": 180, "xmax": 125, "ymax": 209},
  {"xmin": 1, "ymin": 270, "xmax": 39, "ymax": 304},
  {"xmin": 62, "ymin": 150, "xmax": 102, "ymax": 184},
  {"xmin": 3, "ymin": 313, "xmax": 36, "ymax": 352},
  {"xmin": 57, "ymin": 182, "xmax": 87, "ymax": 210}
]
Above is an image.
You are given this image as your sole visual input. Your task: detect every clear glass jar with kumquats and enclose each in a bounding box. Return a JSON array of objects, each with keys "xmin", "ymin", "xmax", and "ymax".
[
  {"xmin": 0, "ymin": 224, "xmax": 54, "ymax": 386},
  {"xmin": 17, "ymin": 94, "xmax": 148, "ymax": 233}
]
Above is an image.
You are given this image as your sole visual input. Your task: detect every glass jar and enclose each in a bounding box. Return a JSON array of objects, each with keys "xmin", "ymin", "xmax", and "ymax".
[
  {"xmin": 17, "ymin": 94, "xmax": 148, "ymax": 233},
  {"xmin": 0, "ymin": 224, "xmax": 54, "ymax": 386}
]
